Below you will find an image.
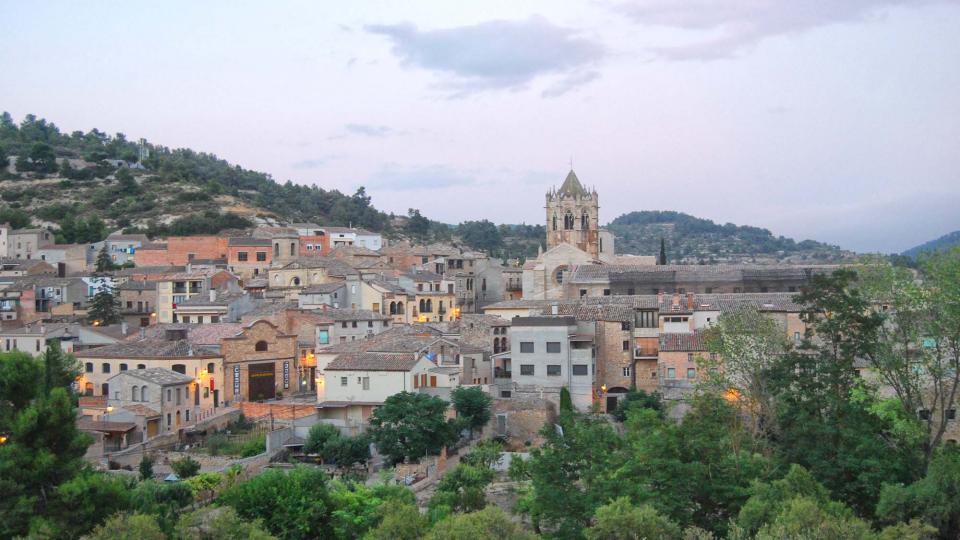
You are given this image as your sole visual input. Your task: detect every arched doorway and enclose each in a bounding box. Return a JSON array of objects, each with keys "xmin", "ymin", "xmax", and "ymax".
[{"xmin": 605, "ymin": 386, "xmax": 629, "ymax": 414}]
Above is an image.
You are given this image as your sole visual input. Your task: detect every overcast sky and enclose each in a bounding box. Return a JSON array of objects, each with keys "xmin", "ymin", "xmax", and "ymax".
[{"xmin": 2, "ymin": 1, "xmax": 959, "ymax": 253}]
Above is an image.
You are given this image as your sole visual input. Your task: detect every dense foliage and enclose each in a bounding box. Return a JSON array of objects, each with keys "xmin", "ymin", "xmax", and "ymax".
[
  {"xmin": 368, "ymin": 391, "xmax": 458, "ymax": 464},
  {"xmin": 607, "ymin": 210, "xmax": 847, "ymax": 262}
]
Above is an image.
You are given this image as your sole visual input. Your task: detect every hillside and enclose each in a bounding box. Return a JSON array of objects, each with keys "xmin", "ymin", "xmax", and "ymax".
[
  {"xmin": 902, "ymin": 230, "xmax": 960, "ymax": 259},
  {"xmin": 607, "ymin": 211, "xmax": 853, "ymax": 264},
  {"xmin": 0, "ymin": 112, "xmax": 397, "ymax": 241}
]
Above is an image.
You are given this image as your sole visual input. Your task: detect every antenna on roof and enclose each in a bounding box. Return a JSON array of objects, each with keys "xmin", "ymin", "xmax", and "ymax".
[{"xmin": 569, "ymin": 156, "xmax": 573, "ymax": 171}]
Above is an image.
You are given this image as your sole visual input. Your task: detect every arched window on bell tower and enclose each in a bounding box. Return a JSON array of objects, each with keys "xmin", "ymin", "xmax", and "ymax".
[
  {"xmin": 552, "ymin": 214, "xmax": 558, "ymax": 231},
  {"xmin": 564, "ymin": 212, "xmax": 574, "ymax": 230},
  {"xmin": 581, "ymin": 212, "xmax": 589, "ymax": 230}
]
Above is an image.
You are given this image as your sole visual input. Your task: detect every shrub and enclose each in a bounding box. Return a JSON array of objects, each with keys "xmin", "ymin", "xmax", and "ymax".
[{"xmin": 171, "ymin": 456, "xmax": 201, "ymax": 479}]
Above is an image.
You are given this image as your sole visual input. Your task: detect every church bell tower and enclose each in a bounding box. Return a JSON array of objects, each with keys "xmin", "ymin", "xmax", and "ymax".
[{"xmin": 545, "ymin": 169, "xmax": 600, "ymax": 259}]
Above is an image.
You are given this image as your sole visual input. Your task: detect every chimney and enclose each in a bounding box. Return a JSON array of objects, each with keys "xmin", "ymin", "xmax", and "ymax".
[
  {"xmin": 139, "ymin": 327, "xmax": 146, "ymax": 340},
  {"xmin": 671, "ymin": 293, "xmax": 680, "ymax": 308},
  {"xmin": 687, "ymin": 292, "xmax": 695, "ymax": 310},
  {"xmin": 657, "ymin": 291, "xmax": 664, "ymax": 305},
  {"xmin": 121, "ymin": 321, "xmax": 128, "ymax": 335},
  {"xmin": 209, "ymin": 289, "xmax": 217, "ymax": 302}
]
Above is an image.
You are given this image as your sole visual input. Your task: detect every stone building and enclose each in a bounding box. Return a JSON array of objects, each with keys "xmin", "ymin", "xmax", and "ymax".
[
  {"xmin": 105, "ymin": 368, "xmax": 208, "ymax": 437},
  {"xmin": 221, "ymin": 320, "xmax": 299, "ymax": 402},
  {"xmin": 546, "ymin": 170, "xmax": 602, "ymax": 259}
]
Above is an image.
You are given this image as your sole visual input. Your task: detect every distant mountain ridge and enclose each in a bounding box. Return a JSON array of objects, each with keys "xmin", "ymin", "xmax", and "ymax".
[
  {"xmin": 902, "ymin": 230, "xmax": 960, "ymax": 259},
  {"xmin": 606, "ymin": 210, "xmax": 853, "ymax": 264}
]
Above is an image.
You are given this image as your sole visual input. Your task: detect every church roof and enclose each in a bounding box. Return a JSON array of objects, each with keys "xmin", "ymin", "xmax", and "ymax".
[{"xmin": 558, "ymin": 169, "xmax": 588, "ymax": 197}]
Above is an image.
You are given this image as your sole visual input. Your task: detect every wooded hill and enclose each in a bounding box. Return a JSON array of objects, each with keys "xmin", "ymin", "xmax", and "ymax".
[{"xmin": 606, "ymin": 210, "xmax": 854, "ymax": 263}]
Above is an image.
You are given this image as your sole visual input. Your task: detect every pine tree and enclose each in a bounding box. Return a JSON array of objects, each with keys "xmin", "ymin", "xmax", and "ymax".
[
  {"xmin": 87, "ymin": 279, "xmax": 120, "ymax": 325},
  {"xmin": 659, "ymin": 238, "xmax": 667, "ymax": 265},
  {"xmin": 94, "ymin": 244, "xmax": 113, "ymax": 273}
]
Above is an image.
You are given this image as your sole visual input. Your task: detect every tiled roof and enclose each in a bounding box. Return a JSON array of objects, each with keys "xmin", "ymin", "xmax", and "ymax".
[
  {"xmin": 325, "ymin": 352, "xmax": 420, "ymax": 371},
  {"xmin": 113, "ymin": 367, "xmax": 196, "ymax": 385},
  {"xmin": 482, "ymin": 299, "xmax": 554, "ymax": 310},
  {"xmin": 229, "ymin": 237, "xmax": 272, "ymax": 247},
  {"xmin": 404, "ymin": 271, "xmax": 444, "ymax": 281},
  {"xmin": 242, "ymin": 301, "xmax": 299, "ymax": 317},
  {"xmin": 118, "ymin": 280, "xmax": 156, "ymax": 291},
  {"xmin": 538, "ymin": 303, "xmax": 634, "ymax": 322},
  {"xmin": 302, "ymin": 283, "xmax": 346, "ymax": 294},
  {"xmin": 330, "ymin": 245, "xmax": 380, "ymax": 257},
  {"xmin": 659, "ymin": 331, "xmax": 708, "ymax": 352},
  {"xmin": 567, "ymin": 264, "xmax": 840, "ymax": 284},
  {"xmin": 177, "ymin": 290, "xmax": 249, "ymax": 307},
  {"xmin": 314, "ymin": 307, "xmax": 390, "ymax": 321},
  {"xmin": 123, "ymin": 404, "xmax": 160, "ymax": 417},
  {"xmin": 133, "ymin": 323, "xmax": 243, "ymax": 345},
  {"xmin": 318, "ymin": 325, "xmax": 442, "ymax": 354},
  {"xmin": 78, "ymin": 420, "xmax": 137, "ymax": 433},
  {"xmin": 76, "ymin": 338, "xmax": 219, "ymax": 359}
]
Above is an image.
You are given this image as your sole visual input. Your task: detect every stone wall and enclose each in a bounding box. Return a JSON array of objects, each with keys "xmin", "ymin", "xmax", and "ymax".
[{"xmin": 482, "ymin": 397, "xmax": 556, "ymax": 450}]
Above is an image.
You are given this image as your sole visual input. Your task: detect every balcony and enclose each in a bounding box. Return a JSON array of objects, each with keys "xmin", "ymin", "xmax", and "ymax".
[
  {"xmin": 505, "ymin": 280, "xmax": 522, "ymax": 292},
  {"xmin": 634, "ymin": 347, "xmax": 658, "ymax": 359},
  {"xmin": 494, "ymin": 367, "xmax": 512, "ymax": 379}
]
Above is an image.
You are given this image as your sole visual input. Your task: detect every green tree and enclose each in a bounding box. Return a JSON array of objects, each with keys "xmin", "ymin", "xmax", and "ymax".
[
  {"xmin": 219, "ymin": 467, "xmax": 335, "ymax": 540},
  {"xmin": 82, "ymin": 513, "xmax": 166, "ymax": 540},
  {"xmin": 87, "ymin": 279, "xmax": 121, "ymax": 325},
  {"xmin": 95, "ymin": 244, "xmax": 114, "ymax": 273},
  {"xmin": 585, "ymin": 497, "xmax": 682, "ymax": 540},
  {"xmin": 770, "ymin": 269, "xmax": 920, "ymax": 515},
  {"xmin": 323, "ymin": 435, "xmax": 371, "ymax": 470},
  {"xmin": 0, "ymin": 206, "xmax": 31, "ymax": 228},
  {"xmin": 29, "ymin": 142, "xmax": 58, "ymax": 173},
  {"xmin": 426, "ymin": 507, "xmax": 537, "ymax": 540},
  {"xmin": 429, "ymin": 463, "xmax": 495, "ymax": 517},
  {"xmin": 559, "ymin": 386, "xmax": 573, "ymax": 413},
  {"xmin": 174, "ymin": 506, "xmax": 276, "ymax": 540},
  {"xmin": 753, "ymin": 496, "xmax": 876, "ymax": 540},
  {"xmin": 128, "ymin": 481, "xmax": 193, "ymax": 536},
  {"xmin": 0, "ymin": 388, "xmax": 92, "ymax": 538},
  {"xmin": 42, "ymin": 341, "xmax": 80, "ymax": 395},
  {"xmin": 702, "ymin": 306, "xmax": 791, "ymax": 439},
  {"xmin": 170, "ymin": 456, "xmax": 201, "ymax": 479},
  {"xmin": 363, "ymin": 499, "xmax": 428, "ymax": 540},
  {"xmin": 461, "ymin": 439, "xmax": 504, "ymax": 470},
  {"xmin": 458, "ymin": 220, "xmax": 504, "ymax": 254},
  {"xmin": 0, "ymin": 144, "xmax": 8, "ymax": 173},
  {"xmin": 49, "ymin": 472, "xmax": 134, "ymax": 539},
  {"xmin": 451, "ymin": 386, "xmax": 492, "ymax": 435},
  {"xmin": 876, "ymin": 445, "xmax": 960, "ymax": 538},
  {"xmin": 139, "ymin": 455, "xmax": 155, "ymax": 481},
  {"xmin": 611, "ymin": 389, "xmax": 663, "ymax": 422},
  {"xmin": 405, "ymin": 209, "xmax": 431, "ymax": 242},
  {"xmin": 305, "ymin": 423, "xmax": 341, "ymax": 456},
  {"xmin": 368, "ymin": 392, "xmax": 456, "ymax": 464}
]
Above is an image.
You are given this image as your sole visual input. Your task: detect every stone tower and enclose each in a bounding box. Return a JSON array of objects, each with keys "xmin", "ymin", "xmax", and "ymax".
[{"xmin": 545, "ymin": 169, "xmax": 600, "ymax": 259}]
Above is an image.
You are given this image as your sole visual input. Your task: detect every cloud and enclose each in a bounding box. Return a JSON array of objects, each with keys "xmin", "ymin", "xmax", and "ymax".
[
  {"xmin": 363, "ymin": 164, "xmax": 475, "ymax": 191},
  {"xmin": 292, "ymin": 156, "xmax": 338, "ymax": 169},
  {"xmin": 365, "ymin": 16, "xmax": 604, "ymax": 95},
  {"xmin": 541, "ymin": 70, "xmax": 601, "ymax": 98},
  {"xmin": 344, "ymin": 123, "xmax": 395, "ymax": 137},
  {"xmin": 614, "ymin": 0, "xmax": 948, "ymax": 60}
]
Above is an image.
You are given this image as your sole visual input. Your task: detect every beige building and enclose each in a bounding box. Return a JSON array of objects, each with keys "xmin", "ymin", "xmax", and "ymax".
[
  {"xmin": 105, "ymin": 368, "xmax": 210, "ymax": 438},
  {"xmin": 220, "ymin": 319, "xmax": 298, "ymax": 402}
]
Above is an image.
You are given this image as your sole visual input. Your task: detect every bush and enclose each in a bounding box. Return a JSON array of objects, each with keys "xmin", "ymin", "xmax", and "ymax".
[
  {"xmin": 139, "ymin": 455, "xmax": 154, "ymax": 480},
  {"xmin": 171, "ymin": 456, "xmax": 201, "ymax": 479}
]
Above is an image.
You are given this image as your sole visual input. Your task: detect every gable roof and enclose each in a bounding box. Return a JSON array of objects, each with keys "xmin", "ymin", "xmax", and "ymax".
[
  {"xmin": 558, "ymin": 169, "xmax": 587, "ymax": 197},
  {"xmin": 111, "ymin": 367, "xmax": 197, "ymax": 385},
  {"xmin": 659, "ymin": 331, "xmax": 708, "ymax": 352},
  {"xmin": 325, "ymin": 352, "xmax": 420, "ymax": 371}
]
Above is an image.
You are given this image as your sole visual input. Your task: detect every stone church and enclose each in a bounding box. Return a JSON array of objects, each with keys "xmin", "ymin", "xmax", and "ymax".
[{"xmin": 523, "ymin": 170, "xmax": 641, "ymax": 300}]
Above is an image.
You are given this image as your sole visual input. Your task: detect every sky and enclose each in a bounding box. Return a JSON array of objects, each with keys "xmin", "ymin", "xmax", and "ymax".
[{"xmin": 1, "ymin": 0, "xmax": 959, "ymax": 254}]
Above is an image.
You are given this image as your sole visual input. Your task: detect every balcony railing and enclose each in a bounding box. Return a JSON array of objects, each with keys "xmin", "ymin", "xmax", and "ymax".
[
  {"xmin": 494, "ymin": 367, "xmax": 512, "ymax": 379},
  {"xmin": 505, "ymin": 280, "xmax": 522, "ymax": 291},
  {"xmin": 634, "ymin": 347, "xmax": 658, "ymax": 359}
]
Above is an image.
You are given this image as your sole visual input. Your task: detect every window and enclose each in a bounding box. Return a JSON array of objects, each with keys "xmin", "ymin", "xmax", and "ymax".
[
  {"xmin": 186, "ymin": 410, "xmax": 190, "ymax": 422},
  {"xmin": 341, "ymin": 321, "xmax": 347, "ymax": 328},
  {"xmin": 622, "ymin": 340, "xmax": 629, "ymax": 352},
  {"xmin": 319, "ymin": 330, "xmax": 329, "ymax": 344},
  {"xmin": 362, "ymin": 377, "xmax": 370, "ymax": 390},
  {"xmin": 546, "ymin": 365, "xmax": 561, "ymax": 376},
  {"xmin": 687, "ymin": 353, "xmax": 694, "ymax": 363},
  {"xmin": 794, "ymin": 332, "xmax": 801, "ymax": 345},
  {"xmin": 237, "ymin": 251, "xmax": 249, "ymax": 262},
  {"xmin": 580, "ymin": 289, "xmax": 587, "ymax": 297},
  {"xmin": 102, "ymin": 363, "xmax": 111, "ymax": 373},
  {"xmin": 176, "ymin": 388, "xmax": 181, "ymax": 405},
  {"xmin": 667, "ymin": 368, "xmax": 676, "ymax": 379},
  {"xmin": 167, "ymin": 413, "xmax": 171, "ymax": 427},
  {"xmin": 572, "ymin": 364, "xmax": 588, "ymax": 375},
  {"xmin": 919, "ymin": 409, "xmax": 931, "ymax": 420},
  {"xmin": 120, "ymin": 363, "xmax": 128, "ymax": 371},
  {"xmin": 687, "ymin": 368, "xmax": 696, "ymax": 379},
  {"xmin": 368, "ymin": 321, "xmax": 373, "ymax": 328},
  {"xmin": 85, "ymin": 362, "xmax": 93, "ymax": 373},
  {"xmin": 255, "ymin": 341, "xmax": 268, "ymax": 352},
  {"xmin": 182, "ymin": 316, "xmax": 190, "ymax": 323},
  {"xmin": 340, "ymin": 377, "xmax": 348, "ymax": 386},
  {"xmin": 623, "ymin": 366, "xmax": 631, "ymax": 377},
  {"xmin": 500, "ymin": 390, "xmax": 512, "ymax": 398},
  {"xmin": 949, "ymin": 409, "xmax": 957, "ymax": 420},
  {"xmin": 132, "ymin": 386, "xmax": 140, "ymax": 401},
  {"xmin": 141, "ymin": 386, "xmax": 148, "ymax": 400},
  {"xmin": 256, "ymin": 251, "xmax": 267, "ymax": 261},
  {"xmin": 603, "ymin": 289, "xmax": 611, "ymax": 296},
  {"xmin": 351, "ymin": 321, "xmax": 358, "ymax": 328},
  {"xmin": 621, "ymin": 321, "xmax": 631, "ymax": 331},
  {"xmin": 520, "ymin": 342, "xmax": 534, "ymax": 353},
  {"xmin": 546, "ymin": 342, "xmax": 561, "ymax": 353},
  {"xmin": 627, "ymin": 288, "xmax": 635, "ymax": 295},
  {"xmin": 520, "ymin": 364, "xmax": 535, "ymax": 376}
]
